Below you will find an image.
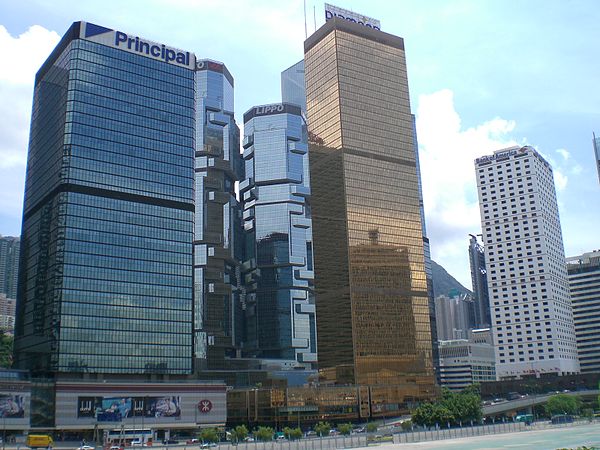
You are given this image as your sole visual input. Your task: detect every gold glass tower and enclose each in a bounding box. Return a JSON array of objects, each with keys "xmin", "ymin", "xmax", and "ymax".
[{"xmin": 305, "ymin": 18, "xmax": 434, "ymax": 389}]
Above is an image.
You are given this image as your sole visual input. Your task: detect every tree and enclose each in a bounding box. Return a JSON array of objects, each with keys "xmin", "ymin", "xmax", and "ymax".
[
  {"xmin": 289, "ymin": 428, "xmax": 303, "ymax": 440},
  {"xmin": 254, "ymin": 426, "xmax": 274, "ymax": 442},
  {"xmin": 313, "ymin": 422, "xmax": 330, "ymax": 437},
  {"xmin": 366, "ymin": 423, "xmax": 378, "ymax": 433},
  {"xmin": 400, "ymin": 420, "xmax": 412, "ymax": 432},
  {"xmin": 200, "ymin": 429, "xmax": 219, "ymax": 443},
  {"xmin": 545, "ymin": 394, "xmax": 581, "ymax": 416},
  {"xmin": 338, "ymin": 423, "xmax": 352, "ymax": 436},
  {"xmin": 0, "ymin": 333, "xmax": 13, "ymax": 368},
  {"xmin": 231, "ymin": 425, "xmax": 248, "ymax": 443}
]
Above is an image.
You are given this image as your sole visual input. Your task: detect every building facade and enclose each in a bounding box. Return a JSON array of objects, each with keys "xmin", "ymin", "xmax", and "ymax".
[
  {"xmin": 567, "ymin": 250, "xmax": 600, "ymax": 373},
  {"xmin": 193, "ymin": 59, "xmax": 244, "ymax": 370},
  {"xmin": 305, "ymin": 18, "xmax": 434, "ymax": 389},
  {"xmin": 469, "ymin": 233, "xmax": 491, "ymax": 328},
  {"xmin": 0, "ymin": 293, "xmax": 16, "ymax": 331},
  {"xmin": 475, "ymin": 145, "xmax": 579, "ymax": 379},
  {"xmin": 14, "ymin": 22, "xmax": 195, "ymax": 376},
  {"xmin": 593, "ymin": 132, "xmax": 600, "ymax": 184},
  {"xmin": 241, "ymin": 103, "xmax": 317, "ymax": 368},
  {"xmin": 438, "ymin": 329, "xmax": 496, "ymax": 391},
  {"xmin": 0, "ymin": 235, "xmax": 20, "ymax": 300}
]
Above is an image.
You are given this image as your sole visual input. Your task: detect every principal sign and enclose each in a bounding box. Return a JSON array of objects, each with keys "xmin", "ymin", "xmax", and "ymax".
[
  {"xmin": 80, "ymin": 22, "xmax": 195, "ymax": 69},
  {"xmin": 324, "ymin": 3, "xmax": 381, "ymax": 30}
]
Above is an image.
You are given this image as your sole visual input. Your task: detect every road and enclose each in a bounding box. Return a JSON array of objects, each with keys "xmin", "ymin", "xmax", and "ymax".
[{"xmin": 388, "ymin": 422, "xmax": 600, "ymax": 450}]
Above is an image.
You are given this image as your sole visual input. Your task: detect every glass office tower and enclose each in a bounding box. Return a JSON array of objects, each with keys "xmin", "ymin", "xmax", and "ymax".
[
  {"xmin": 14, "ymin": 22, "xmax": 195, "ymax": 375},
  {"xmin": 281, "ymin": 60, "xmax": 306, "ymax": 115},
  {"xmin": 468, "ymin": 233, "xmax": 491, "ymax": 328},
  {"xmin": 241, "ymin": 103, "xmax": 317, "ymax": 368},
  {"xmin": 305, "ymin": 18, "xmax": 434, "ymax": 387},
  {"xmin": 194, "ymin": 59, "xmax": 244, "ymax": 370}
]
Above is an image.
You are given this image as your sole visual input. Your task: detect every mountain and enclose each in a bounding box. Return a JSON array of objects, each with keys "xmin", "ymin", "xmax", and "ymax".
[{"xmin": 431, "ymin": 260, "xmax": 472, "ymax": 298}]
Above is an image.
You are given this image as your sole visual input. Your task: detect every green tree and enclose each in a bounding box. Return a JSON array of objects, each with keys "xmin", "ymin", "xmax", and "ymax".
[
  {"xmin": 200, "ymin": 428, "xmax": 219, "ymax": 443},
  {"xmin": 254, "ymin": 426, "xmax": 274, "ymax": 442},
  {"xmin": 366, "ymin": 423, "xmax": 378, "ymax": 433},
  {"xmin": 231, "ymin": 425, "xmax": 248, "ymax": 443},
  {"xmin": 282, "ymin": 427, "xmax": 293, "ymax": 440},
  {"xmin": 289, "ymin": 428, "xmax": 303, "ymax": 440},
  {"xmin": 313, "ymin": 422, "xmax": 330, "ymax": 437},
  {"xmin": 400, "ymin": 420, "xmax": 412, "ymax": 432},
  {"xmin": 0, "ymin": 333, "xmax": 13, "ymax": 368},
  {"xmin": 338, "ymin": 423, "xmax": 352, "ymax": 436},
  {"xmin": 545, "ymin": 394, "xmax": 581, "ymax": 416}
]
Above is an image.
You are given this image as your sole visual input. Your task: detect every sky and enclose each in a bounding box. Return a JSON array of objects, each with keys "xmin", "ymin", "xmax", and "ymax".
[{"xmin": 0, "ymin": 0, "xmax": 599, "ymax": 288}]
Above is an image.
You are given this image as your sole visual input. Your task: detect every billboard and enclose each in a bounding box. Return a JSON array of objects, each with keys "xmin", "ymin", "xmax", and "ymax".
[
  {"xmin": 78, "ymin": 396, "xmax": 181, "ymax": 422},
  {"xmin": 0, "ymin": 394, "xmax": 26, "ymax": 418}
]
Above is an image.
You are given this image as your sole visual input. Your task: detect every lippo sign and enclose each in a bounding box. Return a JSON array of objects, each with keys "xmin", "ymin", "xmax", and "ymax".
[
  {"xmin": 325, "ymin": 3, "xmax": 381, "ymax": 30},
  {"xmin": 80, "ymin": 22, "xmax": 195, "ymax": 69}
]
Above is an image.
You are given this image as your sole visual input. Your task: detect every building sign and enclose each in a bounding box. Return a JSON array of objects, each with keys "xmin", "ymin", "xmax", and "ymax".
[
  {"xmin": 197, "ymin": 399, "xmax": 212, "ymax": 413},
  {"xmin": 243, "ymin": 103, "xmax": 302, "ymax": 123},
  {"xmin": 80, "ymin": 22, "xmax": 195, "ymax": 69},
  {"xmin": 475, "ymin": 147, "xmax": 528, "ymax": 165},
  {"xmin": 77, "ymin": 396, "xmax": 181, "ymax": 421},
  {"xmin": 324, "ymin": 3, "xmax": 381, "ymax": 30}
]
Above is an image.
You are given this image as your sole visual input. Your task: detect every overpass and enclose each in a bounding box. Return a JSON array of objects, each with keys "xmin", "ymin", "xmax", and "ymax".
[{"xmin": 482, "ymin": 389, "xmax": 600, "ymax": 416}]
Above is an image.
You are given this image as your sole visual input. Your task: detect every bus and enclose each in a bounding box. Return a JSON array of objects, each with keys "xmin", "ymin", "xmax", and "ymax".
[
  {"xmin": 515, "ymin": 414, "xmax": 534, "ymax": 425},
  {"xmin": 106, "ymin": 429, "xmax": 153, "ymax": 446}
]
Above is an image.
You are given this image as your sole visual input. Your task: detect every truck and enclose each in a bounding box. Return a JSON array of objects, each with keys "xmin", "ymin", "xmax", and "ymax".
[{"xmin": 26, "ymin": 435, "xmax": 54, "ymax": 449}]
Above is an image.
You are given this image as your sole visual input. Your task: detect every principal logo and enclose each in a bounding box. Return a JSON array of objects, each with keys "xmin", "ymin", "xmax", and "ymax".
[{"xmin": 80, "ymin": 22, "xmax": 194, "ymax": 69}]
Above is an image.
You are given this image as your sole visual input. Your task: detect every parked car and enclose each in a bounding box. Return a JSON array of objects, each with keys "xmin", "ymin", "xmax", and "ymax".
[
  {"xmin": 186, "ymin": 440, "xmax": 199, "ymax": 445},
  {"xmin": 200, "ymin": 444, "xmax": 217, "ymax": 449}
]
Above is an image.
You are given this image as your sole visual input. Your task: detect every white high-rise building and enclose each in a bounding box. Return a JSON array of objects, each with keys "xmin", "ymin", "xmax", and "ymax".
[{"xmin": 475, "ymin": 145, "xmax": 579, "ymax": 379}]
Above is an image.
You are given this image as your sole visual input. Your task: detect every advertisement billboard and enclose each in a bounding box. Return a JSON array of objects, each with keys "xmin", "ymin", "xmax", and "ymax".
[
  {"xmin": 0, "ymin": 394, "xmax": 26, "ymax": 418},
  {"xmin": 324, "ymin": 3, "xmax": 381, "ymax": 30},
  {"xmin": 78, "ymin": 396, "xmax": 181, "ymax": 422}
]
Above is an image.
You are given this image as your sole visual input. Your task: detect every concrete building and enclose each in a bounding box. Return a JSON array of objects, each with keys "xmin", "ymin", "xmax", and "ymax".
[
  {"xmin": 438, "ymin": 329, "xmax": 496, "ymax": 391},
  {"xmin": 0, "ymin": 293, "xmax": 16, "ymax": 332},
  {"xmin": 567, "ymin": 250, "xmax": 600, "ymax": 373},
  {"xmin": 435, "ymin": 294, "xmax": 476, "ymax": 340},
  {"xmin": 240, "ymin": 102, "xmax": 317, "ymax": 367},
  {"xmin": 475, "ymin": 145, "xmax": 579, "ymax": 379},
  {"xmin": 305, "ymin": 16, "xmax": 434, "ymax": 392}
]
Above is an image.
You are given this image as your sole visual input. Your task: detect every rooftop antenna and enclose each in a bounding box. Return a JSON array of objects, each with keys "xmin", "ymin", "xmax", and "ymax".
[
  {"xmin": 314, "ymin": 5, "xmax": 317, "ymax": 32},
  {"xmin": 304, "ymin": 0, "xmax": 308, "ymax": 39}
]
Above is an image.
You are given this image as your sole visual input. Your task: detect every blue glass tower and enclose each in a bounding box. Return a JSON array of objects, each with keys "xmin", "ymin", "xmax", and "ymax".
[
  {"xmin": 14, "ymin": 22, "xmax": 195, "ymax": 375},
  {"xmin": 241, "ymin": 103, "xmax": 317, "ymax": 367},
  {"xmin": 194, "ymin": 60, "xmax": 244, "ymax": 370}
]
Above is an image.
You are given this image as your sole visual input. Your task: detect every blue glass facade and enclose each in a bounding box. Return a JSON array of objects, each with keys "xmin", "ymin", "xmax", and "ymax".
[
  {"xmin": 14, "ymin": 22, "xmax": 195, "ymax": 375},
  {"xmin": 194, "ymin": 60, "xmax": 244, "ymax": 369},
  {"xmin": 241, "ymin": 104, "xmax": 317, "ymax": 367},
  {"xmin": 281, "ymin": 60, "xmax": 306, "ymax": 115}
]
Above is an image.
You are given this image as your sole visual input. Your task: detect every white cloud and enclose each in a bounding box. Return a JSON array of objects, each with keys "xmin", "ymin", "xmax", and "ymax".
[
  {"xmin": 0, "ymin": 25, "xmax": 60, "ymax": 230},
  {"xmin": 556, "ymin": 148, "xmax": 570, "ymax": 161},
  {"xmin": 416, "ymin": 89, "xmax": 518, "ymax": 287}
]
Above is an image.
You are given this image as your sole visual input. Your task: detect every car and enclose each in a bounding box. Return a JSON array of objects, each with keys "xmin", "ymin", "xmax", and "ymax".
[
  {"xmin": 110, "ymin": 446, "xmax": 124, "ymax": 450},
  {"xmin": 243, "ymin": 437, "xmax": 254, "ymax": 442},
  {"xmin": 304, "ymin": 431, "xmax": 316, "ymax": 438},
  {"xmin": 200, "ymin": 444, "xmax": 217, "ymax": 449},
  {"xmin": 78, "ymin": 446, "xmax": 95, "ymax": 450},
  {"xmin": 353, "ymin": 427, "xmax": 365, "ymax": 434},
  {"xmin": 186, "ymin": 440, "xmax": 199, "ymax": 445}
]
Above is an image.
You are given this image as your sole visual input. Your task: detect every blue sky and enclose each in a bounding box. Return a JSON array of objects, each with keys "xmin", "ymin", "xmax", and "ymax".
[{"xmin": 0, "ymin": 0, "xmax": 598, "ymax": 287}]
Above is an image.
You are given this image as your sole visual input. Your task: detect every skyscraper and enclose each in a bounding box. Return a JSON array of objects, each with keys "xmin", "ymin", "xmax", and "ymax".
[
  {"xmin": 305, "ymin": 17, "xmax": 434, "ymax": 388},
  {"xmin": 241, "ymin": 103, "xmax": 316, "ymax": 367},
  {"xmin": 468, "ymin": 234, "xmax": 491, "ymax": 328},
  {"xmin": 281, "ymin": 60, "xmax": 306, "ymax": 115},
  {"xmin": 0, "ymin": 235, "xmax": 20, "ymax": 299},
  {"xmin": 475, "ymin": 145, "xmax": 579, "ymax": 379},
  {"xmin": 566, "ymin": 250, "xmax": 600, "ymax": 373},
  {"xmin": 14, "ymin": 22, "xmax": 195, "ymax": 375},
  {"xmin": 193, "ymin": 59, "xmax": 244, "ymax": 370}
]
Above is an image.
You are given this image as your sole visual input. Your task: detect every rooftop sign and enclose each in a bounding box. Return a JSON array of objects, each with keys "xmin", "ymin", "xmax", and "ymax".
[
  {"xmin": 324, "ymin": 3, "xmax": 381, "ymax": 30},
  {"xmin": 79, "ymin": 22, "xmax": 195, "ymax": 70}
]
